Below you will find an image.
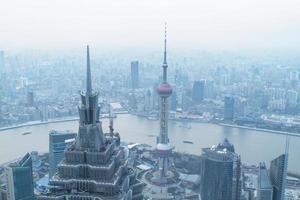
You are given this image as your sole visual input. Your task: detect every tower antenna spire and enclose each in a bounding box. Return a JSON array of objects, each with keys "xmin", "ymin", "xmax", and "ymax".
[
  {"xmin": 285, "ymin": 136, "xmax": 290, "ymax": 155},
  {"xmin": 86, "ymin": 45, "xmax": 92, "ymax": 95},
  {"xmin": 164, "ymin": 22, "xmax": 167, "ymax": 65}
]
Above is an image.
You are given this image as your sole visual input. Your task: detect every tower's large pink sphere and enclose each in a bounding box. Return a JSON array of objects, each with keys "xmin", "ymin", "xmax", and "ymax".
[{"xmin": 157, "ymin": 83, "xmax": 172, "ymax": 97}]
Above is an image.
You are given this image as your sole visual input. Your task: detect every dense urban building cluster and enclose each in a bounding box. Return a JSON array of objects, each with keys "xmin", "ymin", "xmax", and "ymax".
[{"xmin": 0, "ymin": 31, "xmax": 299, "ymax": 200}]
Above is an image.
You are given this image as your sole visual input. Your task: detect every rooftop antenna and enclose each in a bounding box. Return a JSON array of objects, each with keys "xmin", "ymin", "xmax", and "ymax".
[
  {"xmin": 109, "ymin": 106, "xmax": 114, "ymax": 137},
  {"xmin": 162, "ymin": 22, "xmax": 168, "ymax": 83},
  {"xmin": 285, "ymin": 136, "xmax": 290, "ymax": 155},
  {"xmin": 86, "ymin": 45, "xmax": 92, "ymax": 95},
  {"xmin": 163, "ymin": 22, "xmax": 167, "ymax": 65}
]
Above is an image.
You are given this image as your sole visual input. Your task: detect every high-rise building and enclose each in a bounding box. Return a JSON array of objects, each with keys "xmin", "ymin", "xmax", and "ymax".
[
  {"xmin": 130, "ymin": 61, "xmax": 139, "ymax": 89},
  {"xmin": 38, "ymin": 46, "xmax": 143, "ymax": 200},
  {"xmin": 144, "ymin": 90, "xmax": 152, "ymax": 112},
  {"xmin": 49, "ymin": 130, "xmax": 76, "ymax": 177},
  {"xmin": 270, "ymin": 154, "xmax": 288, "ymax": 200},
  {"xmin": 5, "ymin": 153, "xmax": 34, "ymax": 200},
  {"xmin": 200, "ymin": 139, "xmax": 241, "ymax": 200},
  {"xmin": 224, "ymin": 96, "xmax": 235, "ymax": 121},
  {"xmin": 170, "ymin": 91, "xmax": 177, "ymax": 111},
  {"xmin": 257, "ymin": 162, "xmax": 273, "ymax": 200},
  {"xmin": 26, "ymin": 91, "xmax": 34, "ymax": 107},
  {"xmin": 0, "ymin": 187, "xmax": 7, "ymax": 200},
  {"xmin": 204, "ymin": 80, "xmax": 215, "ymax": 99},
  {"xmin": 192, "ymin": 80, "xmax": 205, "ymax": 102}
]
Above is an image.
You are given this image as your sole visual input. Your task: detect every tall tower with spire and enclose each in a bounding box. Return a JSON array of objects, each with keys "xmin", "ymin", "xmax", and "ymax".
[
  {"xmin": 156, "ymin": 23, "xmax": 173, "ymax": 182},
  {"xmin": 38, "ymin": 46, "xmax": 144, "ymax": 200}
]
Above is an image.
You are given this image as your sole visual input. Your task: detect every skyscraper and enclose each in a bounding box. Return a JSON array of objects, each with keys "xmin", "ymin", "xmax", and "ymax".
[
  {"xmin": 200, "ymin": 139, "xmax": 241, "ymax": 200},
  {"xmin": 257, "ymin": 162, "xmax": 273, "ymax": 200},
  {"xmin": 38, "ymin": 46, "xmax": 143, "ymax": 200},
  {"xmin": 270, "ymin": 154, "xmax": 288, "ymax": 200},
  {"xmin": 192, "ymin": 80, "xmax": 205, "ymax": 102},
  {"xmin": 224, "ymin": 96, "xmax": 235, "ymax": 121},
  {"xmin": 270, "ymin": 138, "xmax": 289, "ymax": 200},
  {"xmin": 170, "ymin": 91, "xmax": 177, "ymax": 111},
  {"xmin": 26, "ymin": 91, "xmax": 34, "ymax": 107},
  {"xmin": 130, "ymin": 61, "xmax": 139, "ymax": 89},
  {"xmin": 49, "ymin": 130, "xmax": 76, "ymax": 178},
  {"xmin": 5, "ymin": 153, "xmax": 34, "ymax": 200}
]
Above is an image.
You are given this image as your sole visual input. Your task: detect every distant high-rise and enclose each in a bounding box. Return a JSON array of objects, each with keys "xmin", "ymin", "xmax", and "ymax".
[
  {"xmin": 224, "ymin": 96, "xmax": 235, "ymax": 121},
  {"xmin": 38, "ymin": 46, "xmax": 143, "ymax": 200},
  {"xmin": 192, "ymin": 80, "xmax": 205, "ymax": 102},
  {"xmin": 49, "ymin": 130, "xmax": 76, "ymax": 177},
  {"xmin": 26, "ymin": 91, "xmax": 34, "ymax": 107},
  {"xmin": 270, "ymin": 154, "xmax": 288, "ymax": 200},
  {"xmin": 130, "ymin": 61, "xmax": 139, "ymax": 89},
  {"xmin": 144, "ymin": 90, "xmax": 152, "ymax": 112},
  {"xmin": 257, "ymin": 162, "xmax": 273, "ymax": 200},
  {"xmin": 5, "ymin": 153, "xmax": 34, "ymax": 200},
  {"xmin": 170, "ymin": 91, "xmax": 177, "ymax": 111},
  {"xmin": 200, "ymin": 139, "xmax": 241, "ymax": 200}
]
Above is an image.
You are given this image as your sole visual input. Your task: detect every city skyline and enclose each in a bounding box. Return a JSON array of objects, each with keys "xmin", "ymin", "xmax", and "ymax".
[{"xmin": 0, "ymin": 1, "xmax": 300, "ymax": 199}]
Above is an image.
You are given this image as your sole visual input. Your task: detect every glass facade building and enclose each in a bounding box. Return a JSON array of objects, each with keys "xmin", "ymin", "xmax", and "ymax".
[{"xmin": 5, "ymin": 153, "xmax": 34, "ymax": 200}]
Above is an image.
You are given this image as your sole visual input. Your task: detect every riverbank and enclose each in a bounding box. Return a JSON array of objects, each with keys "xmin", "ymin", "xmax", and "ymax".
[
  {"xmin": 0, "ymin": 112, "xmax": 130, "ymax": 132},
  {"xmin": 219, "ymin": 123, "xmax": 300, "ymax": 137},
  {"xmin": 0, "ymin": 117, "xmax": 79, "ymax": 132},
  {"xmin": 0, "ymin": 114, "xmax": 299, "ymax": 173},
  {"xmin": 2, "ymin": 114, "xmax": 300, "ymax": 139}
]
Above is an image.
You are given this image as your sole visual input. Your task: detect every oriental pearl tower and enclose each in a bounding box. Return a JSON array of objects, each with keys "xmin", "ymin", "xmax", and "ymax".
[{"xmin": 156, "ymin": 23, "xmax": 173, "ymax": 183}]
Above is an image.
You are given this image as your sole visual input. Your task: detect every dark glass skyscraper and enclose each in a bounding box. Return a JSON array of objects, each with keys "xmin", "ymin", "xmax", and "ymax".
[
  {"xmin": 270, "ymin": 154, "xmax": 288, "ymax": 200},
  {"xmin": 130, "ymin": 61, "xmax": 139, "ymax": 89},
  {"xmin": 192, "ymin": 80, "xmax": 205, "ymax": 102},
  {"xmin": 5, "ymin": 153, "xmax": 34, "ymax": 200},
  {"xmin": 200, "ymin": 139, "xmax": 241, "ymax": 200},
  {"xmin": 257, "ymin": 162, "xmax": 273, "ymax": 200},
  {"xmin": 38, "ymin": 46, "xmax": 143, "ymax": 200},
  {"xmin": 49, "ymin": 130, "xmax": 76, "ymax": 178},
  {"xmin": 224, "ymin": 96, "xmax": 235, "ymax": 121}
]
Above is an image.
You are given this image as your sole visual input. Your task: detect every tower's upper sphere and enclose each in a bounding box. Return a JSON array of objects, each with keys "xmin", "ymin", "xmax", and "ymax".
[{"xmin": 157, "ymin": 83, "xmax": 172, "ymax": 97}]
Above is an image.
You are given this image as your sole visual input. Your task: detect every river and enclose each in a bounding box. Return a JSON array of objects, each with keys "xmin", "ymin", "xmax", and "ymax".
[{"xmin": 0, "ymin": 114, "xmax": 299, "ymax": 173}]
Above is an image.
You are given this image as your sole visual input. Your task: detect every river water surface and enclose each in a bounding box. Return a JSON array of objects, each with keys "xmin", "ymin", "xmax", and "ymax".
[{"xmin": 0, "ymin": 114, "xmax": 299, "ymax": 173}]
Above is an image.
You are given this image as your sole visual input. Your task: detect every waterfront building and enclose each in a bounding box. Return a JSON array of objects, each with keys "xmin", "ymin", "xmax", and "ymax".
[
  {"xmin": 5, "ymin": 153, "xmax": 34, "ymax": 200},
  {"xmin": 200, "ymin": 138, "xmax": 242, "ymax": 200},
  {"xmin": 144, "ymin": 90, "xmax": 152, "ymax": 112},
  {"xmin": 38, "ymin": 46, "xmax": 143, "ymax": 200},
  {"xmin": 192, "ymin": 80, "xmax": 205, "ymax": 102},
  {"xmin": 270, "ymin": 154, "xmax": 288, "ymax": 200},
  {"xmin": 49, "ymin": 130, "xmax": 76, "ymax": 177},
  {"xmin": 130, "ymin": 61, "xmax": 139, "ymax": 89},
  {"xmin": 286, "ymin": 89, "xmax": 298, "ymax": 111},
  {"xmin": 257, "ymin": 162, "xmax": 273, "ymax": 200},
  {"xmin": 170, "ymin": 90, "xmax": 177, "ymax": 111},
  {"xmin": 224, "ymin": 96, "xmax": 235, "ymax": 121}
]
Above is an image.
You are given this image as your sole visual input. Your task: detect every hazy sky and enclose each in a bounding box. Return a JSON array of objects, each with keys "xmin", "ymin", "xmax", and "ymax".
[{"xmin": 0, "ymin": 0, "xmax": 300, "ymax": 51}]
